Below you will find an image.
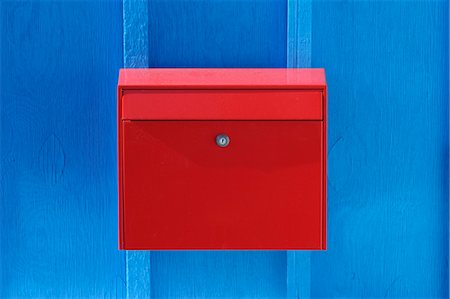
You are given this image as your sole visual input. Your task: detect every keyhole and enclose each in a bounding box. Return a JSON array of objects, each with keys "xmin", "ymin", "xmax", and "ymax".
[{"xmin": 216, "ymin": 134, "xmax": 230, "ymax": 147}]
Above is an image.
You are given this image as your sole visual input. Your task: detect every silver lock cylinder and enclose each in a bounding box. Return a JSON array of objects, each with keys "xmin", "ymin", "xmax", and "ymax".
[{"xmin": 216, "ymin": 134, "xmax": 230, "ymax": 147}]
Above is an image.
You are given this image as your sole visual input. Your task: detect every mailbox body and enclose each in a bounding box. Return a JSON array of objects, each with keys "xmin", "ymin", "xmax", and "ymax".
[{"xmin": 118, "ymin": 68, "xmax": 327, "ymax": 250}]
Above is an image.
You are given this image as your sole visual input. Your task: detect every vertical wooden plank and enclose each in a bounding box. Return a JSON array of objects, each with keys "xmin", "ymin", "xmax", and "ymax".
[
  {"xmin": 151, "ymin": 251, "xmax": 286, "ymax": 299},
  {"xmin": 126, "ymin": 251, "xmax": 151, "ymax": 299},
  {"xmin": 146, "ymin": 1, "xmax": 287, "ymax": 298},
  {"xmin": 147, "ymin": 0, "xmax": 286, "ymax": 67},
  {"xmin": 311, "ymin": 1, "xmax": 448, "ymax": 297},
  {"xmin": 1, "ymin": 1, "xmax": 124, "ymax": 297},
  {"xmin": 287, "ymin": 250, "xmax": 310, "ymax": 299},
  {"xmin": 287, "ymin": 0, "xmax": 311, "ymax": 69},
  {"xmin": 123, "ymin": 1, "xmax": 151, "ymax": 298},
  {"xmin": 0, "ymin": 2, "xmax": 3, "ymax": 295},
  {"xmin": 287, "ymin": 1, "xmax": 312, "ymax": 298},
  {"xmin": 123, "ymin": 0, "xmax": 149, "ymax": 68}
]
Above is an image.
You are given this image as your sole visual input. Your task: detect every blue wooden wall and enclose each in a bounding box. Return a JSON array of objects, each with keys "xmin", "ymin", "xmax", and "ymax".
[
  {"xmin": 1, "ymin": 1, "xmax": 125, "ymax": 297},
  {"xmin": 1, "ymin": 0, "xmax": 449, "ymax": 298},
  {"xmin": 311, "ymin": 1, "xmax": 449, "ymax": 297}
]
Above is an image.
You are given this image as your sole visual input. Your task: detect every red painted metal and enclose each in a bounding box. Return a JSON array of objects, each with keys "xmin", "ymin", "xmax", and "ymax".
[
  {"xmin": 118, "ymin": 68, "xmax": 326, "ymax": 90},
  {"xmin": 122, "ymin": 90, "xmax": 322, "ymax": 120},
  {"xmin": 118, "ymin": 68, "xmax": 327, "ymax": 250}
]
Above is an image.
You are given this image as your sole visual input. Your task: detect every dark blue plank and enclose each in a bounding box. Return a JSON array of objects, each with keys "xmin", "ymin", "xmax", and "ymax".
[
  {"xmin": 1, "ymin": 1, "xmax": 124, "ymax": 297},
  {"xmin": 147, "ymin": 0, "xmax": 286, "ymax": 67},
  {"xmin": 311, "ymin": 1, "xmax": 449, "ymax": 297},
  {"xmin": 143, "ymin": 1, "xmax": 288, "ymax": 298},
  {"xmin": 151, "ymin": 251, "xmax": 286, "ymax": 299}
]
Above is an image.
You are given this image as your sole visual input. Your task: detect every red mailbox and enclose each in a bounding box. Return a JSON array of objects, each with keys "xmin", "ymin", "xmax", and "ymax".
[{"xmin": 118, "ymin": 68, "xmax": 327, "ymax": 250}]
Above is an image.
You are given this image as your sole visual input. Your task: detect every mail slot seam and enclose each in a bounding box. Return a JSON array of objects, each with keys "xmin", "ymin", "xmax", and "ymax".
[
  {"xmin": 120, "ymin": 88, "xmax": 326, "ymax": 92},
  {"xmin": 122, "ymin": 119, "xmax": 324, "ymax": 122}
]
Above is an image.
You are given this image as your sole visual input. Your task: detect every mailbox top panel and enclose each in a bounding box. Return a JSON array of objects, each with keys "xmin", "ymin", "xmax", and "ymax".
[{"xmin": 118, "ymin": 68, "xmax": 326, "ymax": 90}]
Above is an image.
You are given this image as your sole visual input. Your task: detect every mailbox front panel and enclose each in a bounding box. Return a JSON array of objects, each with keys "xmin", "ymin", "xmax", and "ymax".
[{"xmin": 122, "ymin": 120, "xmax": 323, "ymax": 249}]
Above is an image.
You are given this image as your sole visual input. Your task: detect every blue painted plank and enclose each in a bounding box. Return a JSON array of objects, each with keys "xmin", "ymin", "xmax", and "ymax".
[
  {"xmin": 123, "ymin": 0, "xmax": 149, "ymax": 68},
  {"xmin": 287, "ymin": 251, "xmax": 310, "ymax": 299},
  {"xmin": 0, "ymin": 1, "xmax": 124, "ymax": 297},
  {"xmin": 144, "ymin": 1, "xmax": 288, "ymax": 298},
  {"xmin": 147, "ymin": 0, "xmax": 286, "ymax": 67},
  {"xmin": 126, "ymin": 251, "xmax": 151, "ymax": 299},
  {"xmin": 287, "ymin": 1, "xmax": 312, "ymax": 298},
  {"xmin": 287, "ymin": 0, "xmax": 311, "ymax": 68},
  {"xmin": 311, "ymin": 1, "xmax": 449, "ymax": 298},
  {"xmin": 2, "ymin": 1, "xmax": 447, "ymax": 298},
  {"xmin": 123, "ymin": 1, "xmax": 152, "ymax": 298},
  {"xmin": 151, "ymin": 251, "xmax": 286, "ymax": 299}
]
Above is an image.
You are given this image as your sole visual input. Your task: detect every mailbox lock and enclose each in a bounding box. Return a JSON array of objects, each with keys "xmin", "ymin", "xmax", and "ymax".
[{"xmin": 216, "ymin": 134, "xmax": 230, "ymax": 147}]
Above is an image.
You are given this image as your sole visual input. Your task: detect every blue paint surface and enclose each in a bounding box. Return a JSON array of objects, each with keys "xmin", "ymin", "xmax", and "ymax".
[
  {"xmin": 151, "ymin": 251, "xmax": 286, "ymax": 299},
  {"xmin": 144, "ymin": 1, "xmax": 289, "ymax": 298},
  {"xmin": 123, "ymin": 1, "xmax": 152, "ymax": 298},
  {"xmin": 147, "ymin": 0, "xmax": 287, "ymax": 67},
  {"xmin": 1, "ymin": 1, "xmax": 124, "ymax": 298},
  {"xmin": 311, "ymin": 1, "xmax": 449, "ymax": 297},
  {"xmin": 286, "ymin": 1, "xmax": 312, "ymax": 298},
  {"xmin": 123, "ymin": 0, "xmax": 149, "ymax": 68},
  {"xmin": 1, "ymin": 0, "xmax": 449, "ymax": 298}
]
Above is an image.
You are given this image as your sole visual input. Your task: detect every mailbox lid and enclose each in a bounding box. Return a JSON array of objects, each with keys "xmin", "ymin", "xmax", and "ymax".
[
  {"xmin": 121, "ymin": 120, "xmax": 324, "ymax": 249},
  {"xmin": 118, "ymin": 68, "xmax": 326, "ymax": 90},
  {"xmin": 118, "ymin": 68, "xmax": 326, "ymax": 121}
]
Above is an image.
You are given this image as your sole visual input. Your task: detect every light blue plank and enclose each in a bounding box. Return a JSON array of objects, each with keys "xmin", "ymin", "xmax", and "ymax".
[
  {"xmin": 311, "ymin": 1, "xmax": 448, "ymax": 297},
  {"xmin": 123, "ymin": 0, "xmax": 151, "ymax": 298},
  {"xmin": 287, "ymin": 1, "xmax": 312, "ymax": 298},
  {"xmin": 1, "ymin": 1, "xmax": 124, "ymax": 297},
  {"xmin": 287, "ymin": 0, "xmax": 311, "ymax": 68},
  {"xmin": 124, "ymin": 0, "xmax": 149, "ymax": 68},
  {"xmin": 126, "ymin": 251, "xmax": 151, "ymax": 299},
  {"xmin": 0, "ymin": 2, "xmax": 3, "ymax": 296},
  {"xmin": 287, "ymin": 251, "xmax": 310, "ymax": 299}
]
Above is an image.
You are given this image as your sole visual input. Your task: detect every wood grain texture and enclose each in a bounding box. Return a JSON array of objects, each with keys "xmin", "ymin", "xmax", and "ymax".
[
  {"xmin": 126, "ymin": 251, "xmax": 151, "ymax": 299},
  {"xmin": 311, "ymin": 1, "xmax": 449, "ymax": 297},
  {"xmin": 151, "ymin": 251, "xmax": 286, "ymax": 299},
  {"xmin": 0, "ymin": 1, "xmax": 124, "ymax": 297},
  {"xmin": 147, "ymin": 0, "xmax": 286, "ymax": 67},
  {"xmin": 1, "ymin": 0, "xmax": 449, "ymax": 298},
  {"xmin": 287, "ymin": 0, "xmax": 311, "ymax": 68},
  {"xmin": 143, "ymin": 1, "xmax": 288, "ymax": 298},
  {"xmin": 123, "ymin": 0, "xmax": 149, "ymax": 68},
  {"xmin": 123, "ymin": 1, "xmax": 151, "ymax": 298},
  {"xmin": 287, "ymin": 251, "xmax": 310, "ymax": 299},
  {"xmin": 287, "ymin": 1, "xmax": 312, "ymax": 298}
]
